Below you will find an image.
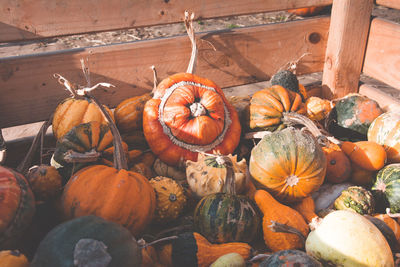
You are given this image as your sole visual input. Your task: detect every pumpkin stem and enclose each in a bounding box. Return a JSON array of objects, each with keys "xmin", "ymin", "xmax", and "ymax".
[
  {"xmin": 190, "ymin": 102, "xmax": 207, "ymax": 117},
  {"xmin": 184, "ymin": 11, "xmax": 197, "ymax": 74},
  {"xmin": 54, "ymin": 73, "xmax": 79, "ymax": 98},
  {"xmin": 151, "ymin": 65, "xmax": 158, "ymax": 93},
  {"xmin": 268, "ymin": 220, "xmax": 306, "ymax": 245},
  {"xmin": 221, "ymin": 155, "xmax": 236, "ymax": 194},
  {"xmin": 138, "ymin": 236, "xmax": 179, "ymax": 248},
  {"xmin": 63, "ymin": 149, "xmax": 102, "ymax": 163},
  {"xmin": 87, "ymin": 93, "xmax": 128, "ymax": 170},
  {"xmin": 249, "ymin": 253, "xmax": 272, "ymax": 263}
]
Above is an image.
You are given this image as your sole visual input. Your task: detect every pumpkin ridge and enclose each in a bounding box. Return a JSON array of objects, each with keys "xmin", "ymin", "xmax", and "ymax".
[{"xmin": 53, "ymin": 98, "xmax": 74, "ymax": 134}]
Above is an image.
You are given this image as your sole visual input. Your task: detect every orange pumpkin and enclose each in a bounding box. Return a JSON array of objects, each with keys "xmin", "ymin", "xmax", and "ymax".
[
  {"xmin": 249, "ymin": 85, "xmax": 306, "ymax": 131},
  {"xmin": 341, "ymin": 141, "xmax": 387, "ymax": 171},
  {"xmin": 322, "ymin": 143, "xmax": 351, "ymax": 184}
]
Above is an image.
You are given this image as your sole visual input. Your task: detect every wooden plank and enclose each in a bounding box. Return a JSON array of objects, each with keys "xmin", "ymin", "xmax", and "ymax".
[
  {"xmin": 376, "ymin": 0, "xmax": 400, "ymax": 10},
  {"xmin": 0, "ymin": 17, "xmax": 330, "ymax": 129},
  {"xmin": 0, "ymin": 0, "xmax": 333, "ymax": 43},
  {"xmin": 363, "ymin": 18, "xmax": 400, "ymax": 91},
  {"xmin": 321, "ymin": 0, "xmax": 374, "ymax": 99}
]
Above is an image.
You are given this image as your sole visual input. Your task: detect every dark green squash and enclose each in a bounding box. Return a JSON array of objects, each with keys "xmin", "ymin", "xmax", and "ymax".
[
  {"xmin": 193, "ymin": 155, "xmax": 260, "ymax": 243},
  {"xmin": 31, "ymin": 215, "xmax": 141, "ymax": 267},
  {"xmin": 372, "ymin": 163, "xmax": 400, "ymax": 213},
  {"xmin": 326, "ymin": 94, "xmax": 383, "ymax": 141},
  {"xmin": 334, "ymin": 186, "xmax": 375, "ymax": 215},
  {"xmin": 259, "ymin": 250, "xmax": 322, "ymax": 267},
  {"xmin": 271, "ymin": 70, "xmax": 300, "ymax": 95}
]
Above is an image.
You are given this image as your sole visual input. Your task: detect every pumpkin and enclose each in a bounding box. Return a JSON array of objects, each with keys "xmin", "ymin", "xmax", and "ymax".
[
  {"xmin": 249, "ymin": 85, "xmax": 306, "ymax": 131},
  {"xmin": 157, "ymin": 232, "xmax": 253, "ymax": 267},
  {"xmin": 149, "ymin": 176, "xmax": 187, "ymax": 223},
  {"xmin": 326, "ymin": 93, "xmax": 383, "ymax": 141},
  {"xmin": 254, "ymin": 189, "xmax": 309, "ymax": 252},
  {"xmin": 259, "ymin": 250, "xmax": 322, "ymax": 267},
  {"xmin": 305, "ymin": 210, "xmax": 394, "ymax": 266},
  {"xmin": 368, "ymin": 112, "xmax": 400, "ymax": 163},
  {"xmin": 186, "ymin": 153, "xmax": 248, "ymax": 198},
  {"xmin": 115, "ymin": 93, "xmax": 152, "ymax": 133},
  {"xmin": 249, "ymin": 127, "xmax": 326, "ymax": 203},
  {"xmin": 0, "ymin": 250, "xmax": 29, "ymax": 267},
  {"xmin": 287, "ymin": 6, "xmax": 326, "ymax": 16},
  {"xmin": 372, "ymin": 164, "xmax": 400, "ymax": 213},
  {"xmin": 334, "ymin": 186, "xmax": 375, "ymax": 215},
  {"xmin": 291, "ymin": 196, "xmax": 319, "ymax": 224},
  {"xmin": 0, "ymin": 166, "xmax": 35, "ymax": 249},
  {"xmin": 193, "ymin": 156, "xmax": 260, "ymax": 243},
  {"xmin": 31, "ymin": 215, "xmax": 142, "ymax": 267},
  {"xmin": 322, "ymin": 142, "xmax": 351, "ymax": 183},
  {"xmin": 341, "ymin": 140, "xmax": 387, "ymax": 171},
  {"xmin": 130, "ymin": 162, "xmax": 154, "ymax": 179},
  {"xmin": 143, "ymin": 13, "xmax": 241, "ymax": 167},
  {"xmin": 61, "ymin": 92, "xmax": 156, "ymax": 237},
  {"xmin": 52, "ymin": 74, "xmax": 114, "ymax": 140},
  {"xmin": 26, "ymin": 165, "xmax": 63, "ymax": 202},
  {"xmin": 305, "ymin": 96, "xmax": 333, "ymax": 121}
]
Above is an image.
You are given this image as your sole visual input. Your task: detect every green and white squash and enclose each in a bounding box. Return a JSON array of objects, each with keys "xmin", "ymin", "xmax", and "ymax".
[{"xmin": 372, "ymin": 163, "xmax": 400, "ymax": 213}]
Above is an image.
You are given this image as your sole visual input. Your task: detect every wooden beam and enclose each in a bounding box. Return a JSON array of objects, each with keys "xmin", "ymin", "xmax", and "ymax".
[
  {"xmin": 0, "ymin": 0, "xmax": 333, "ymax": 42},
  {"xmin": 359, "ymin": 84, "xmax": 400, "ymax": 111},
  {"xmin": 321, "ymin": 0, "xmax": 374, "ymax": 99},
  {"xmin": 363, "ymin": 18, "xmax": 400, "ymax": 91},
  {"xmin": 376, "ymin": 0, "xmax": 400, "ymax": 10},
  {"xmin": 0, "ymin": 17, "xmax": 329, "ymax": 129}
]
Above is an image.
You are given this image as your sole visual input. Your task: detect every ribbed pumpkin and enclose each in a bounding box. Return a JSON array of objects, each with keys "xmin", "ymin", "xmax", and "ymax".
[
  {"xmin": 372, "ymin": 163, "xmax": 400, "ymax": 213},
  {"xmin": 143, "ymin": 13, "xmax": 241, "ymax": 167},
  {"xmin": 61, "ymin": 92, "xmax": 156, "ymax": 237},
  {"xmin": 368, "ymin": 112, "xmax": 400, "ymax": 163},
  {"xmin": 149, "ymin": 176, "xmax": 187, "ymax": 223},
  {"xmin": 31, "ymin": 215, "xmax": 142, "ymax": 267},
  {"xmin": 259, "ymin": 250, "xmax": 322, "ymax": 267},
  {"xmin": 193, "ymin": 156, "xmax": 260, "ymax": 243},
  {"xmin": 254, "ymin": 189, "xmax": 309, "ymax": 252},
  {"xmin": 249, "ymin": 85, "xmax": 306, "ymax": 131},
  {"xmin": 249, "ymin": 127, "xmax": 326, "ymax": 203},
  {"xmin": 115, "ymin": 93, "xmax": 152, "ymax": 133},
  {"xmin": 186, "ymin": 153, "xmax": 248, "ymax": 198},
  {"xmin": 0, "ymin": 250, "xmax": 29, "ymax": 267},
  {"xmin": 334, "ymin": 186, "xmax": 375, "ymax": 215},
  {"xmin": 0, "ymin": 166, "xmax": 36, "ymax": 249}
]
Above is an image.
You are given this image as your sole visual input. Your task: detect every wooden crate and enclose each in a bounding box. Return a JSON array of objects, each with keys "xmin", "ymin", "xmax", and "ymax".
[{"xmin": 1, "ymin": 0, "xmax": 400, "ymax": 167}]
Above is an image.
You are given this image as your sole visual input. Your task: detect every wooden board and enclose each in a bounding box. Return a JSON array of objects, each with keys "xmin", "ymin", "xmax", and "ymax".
[
  {"xmin": 363, "ymin": 18, "xmax": 400, "ymax": 91},
  {"xmin": 321, "ymin": 0, "xmax": 374, "ymax": 99},
  {"xmin": 0, "ymin": 0, "xmax": 333, "ymax": 43},
  {"xmin": 376, "ymin": 0, "xmax": 400, "ymax": 10},
  {"xmin": 359, "ymin": 84, "xmax": 400, "ymax": 112},
  {"xmin": 0, "ymin": 17, "xmax": 330, "ymax": 129}
]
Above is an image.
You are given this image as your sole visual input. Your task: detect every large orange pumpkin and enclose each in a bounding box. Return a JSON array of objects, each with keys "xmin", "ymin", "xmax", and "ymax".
[{"xmin": 249, "ymin": 127, "xmax": 326, "ymax": 203}]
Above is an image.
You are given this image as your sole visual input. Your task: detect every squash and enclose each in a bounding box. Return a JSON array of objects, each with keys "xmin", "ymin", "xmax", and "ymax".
[
  {"xmin": 372, "ymin": 164, "xmax": 400, "ymax": 213},
  {"xmin": 259, "ymin": 250, "xmax": 322, "ymax": 267},
  {"xmin": 350, "ymin": 162, "xmax": 376, "ymax": 186},
  {"xmin": 270, "ymin": 70, "xmax": 300, "ymax": 95},
  {"xmin": 0, "ymin": 166, "xmax": 36, "ymax": 249},
  {"xmin": 0, "ymin": 250, "xmax": 29, "ymax": 267},
  {"xmin": 368, "ymin": 112, "xmax": 400, "ymax": 163},
  {"xmin": 31, "ymin": 215, "xmax": 142, "ymax": 267},
  {"xmin": 249, "ymin": 85, "xmax": 306, "ymax": 131},
  {"xmin": 305, "ymin": 96, "xmax": 333, "ymax": 121},
  {"xmin": 115, "ymin": 93, "xmax": 152, "ymax": 133},
  {"xmin": 210, "ymin": 253, "xmax": 246, "ymax": 267},
  {"xmin": 193, "ymin": 155, "xmax": 260, "ymax": 243},
  {"xmin": 306, "ymin": 210, "xmax": 394, "ymax": 267},
  {"xmin": 326, "ymin": 93, "xmax": 383, "ymax": 141},
  {"xmin": 26, "ymin": 165, "xmax": 63, "ymax": 202},
  {"xmin": 291, "ymin": 196, "xmax": 319, "ymax": 224},
  {"xmin": 364, "ymin": 215, "xmax": 398, "ymax": 252},
  {"xmin": 186, "ymin": 153, "xmax": 248, "ymax": 198},
  {"xmin": 373, "ymin": 213, "xmax": 400, "ymax": 248},
  {"xmin": 141, "ymin": 245, "xmax": 162, "ymax": 267},
  {"xmin": 157, "ymin": 232, "xmax": 253, "ymax": 267},
  {"xmin": 149, "ymin": 176, "xmax": 187, "ymax": 223},
  {"xmin": 334, "ymin": 186, "xmax": 375, "ymax": 215},
  {"xmin": 341, "ymin": 140, "xmax": 387, "ymax": 171},
  {"xmin": 130, "ymin": 162, "xmax": 154, "ymax": 179},
  {"xmin": 249, "ymin": 127, "xmax": 326, "ymax": 203},
  {"xmin": 322, "ymin": 142, "xmax": 351, "ymax": 184},
  {"xmin": 254, "ymin": 189, "xmax": 309, "ymax": 252},
  {"xmin": 287, "ymin": 6, "xmax": 326, "ymax": 16},
  {"xmin": 61, "ymin": 93, "xmax": 156, "ymax": 237},
  {"xmin": 143, "ymin": 13, "xmax": 241, "ymax": 167}
]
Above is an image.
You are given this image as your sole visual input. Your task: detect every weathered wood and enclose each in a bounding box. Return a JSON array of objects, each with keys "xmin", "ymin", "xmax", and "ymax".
[
  {"xmin": 0, "ymin": 17, "xmax": 330, "ymax": 128},
  {"xmin": 0, "ymin": 0, "xmax": 333, "ymax": 43},
  {"xmin": 363, "ymin": 18, "xmax": 400, "ymax": 91},
  {"xmin": 359, "ymin": 84, "xmax": 400, "ymax": 112},
  {"xmin": 376, "ymin": 0, "xmax": 400, "ymax": 10},
  {"xmin": 321, "ymin": 0, "xmax": 374, "ymax": 99}
]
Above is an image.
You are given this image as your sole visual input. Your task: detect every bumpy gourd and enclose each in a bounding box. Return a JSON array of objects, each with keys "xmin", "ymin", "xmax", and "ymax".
[
  {"xmin": 186, "ymin": 153, "xmax": 247, "ymax": 198},
  {"xmin": 334, "ymin": 186, "xmax": 375, "ymax": 215},
  {"xmin": 149, "ymin": 176, "xmax": 187, "ymax": 223}
]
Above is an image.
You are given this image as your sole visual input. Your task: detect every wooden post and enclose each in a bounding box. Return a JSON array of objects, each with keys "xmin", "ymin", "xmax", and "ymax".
[{"xmin": 322, "ymin": 0, "xmax": 373, "ymax": 99}]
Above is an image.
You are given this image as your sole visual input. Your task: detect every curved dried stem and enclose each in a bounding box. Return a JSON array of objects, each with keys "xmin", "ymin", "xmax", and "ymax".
[
  {"xmin": 268, "ymin": 220, "xmax": 306, "ymax": 245},
  {"xmin": 151, "ymin": 65, "xmax": 158, "ymax": 92},
  {"xmin": 138, "ymin": 236, "xmax": 179, "ymax": 248},
  {"xmin": 184, "ymin": 11, "xmax": 197, "ymax": 74},
  {"xmin": 54, "ymin": 73, "xmax": 79, "ymax": 98}
]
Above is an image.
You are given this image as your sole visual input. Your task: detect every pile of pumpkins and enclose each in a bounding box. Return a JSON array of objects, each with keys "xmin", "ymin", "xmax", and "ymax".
[{"xmin": 2, "ymin": 14, "xmax": 400, "ymax": 267}]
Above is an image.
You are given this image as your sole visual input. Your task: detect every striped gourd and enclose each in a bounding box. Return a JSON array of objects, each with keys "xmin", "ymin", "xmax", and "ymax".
[
  {"xmin": 193, "ymin": 155, "xmax": 260, "ymax": 243},
  {"xmin": 372, "ymin": 163, "xmax": 400, "ymax": 213}
]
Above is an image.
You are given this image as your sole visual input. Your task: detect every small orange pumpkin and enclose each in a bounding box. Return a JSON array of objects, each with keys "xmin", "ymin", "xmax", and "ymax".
[{"xmin": 322, "ymin": 143, "xmax": 351, "ymax": 184}]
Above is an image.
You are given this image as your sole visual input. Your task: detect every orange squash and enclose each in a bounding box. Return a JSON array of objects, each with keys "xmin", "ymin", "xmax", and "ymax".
[
  {"xmin": 322, "ymin": 143, "xmax": 351, "ymax": 184},
  {"xmin": 373, "ymin": 213, "xmax": 400, "ymax": 247},
  {"xmin": 350, "ymin": 162, "xmax": 376, "ymax": 186},
  {"xmin": 291, "ymin": 196, "xmax": 319, "ymax": 224},
  {"xmin": 341, "ymin": 141, "xmax": 387, "ymax": 171},
  {"xmin": 254, "ymin": 189, "xmax": 309, "ymax": 252}
]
